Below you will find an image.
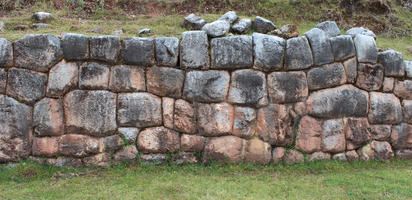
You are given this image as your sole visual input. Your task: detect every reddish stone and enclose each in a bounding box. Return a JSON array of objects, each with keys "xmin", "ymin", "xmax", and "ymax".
[
  {"xmin": 181, "ymin": 134, "xmax": 205, "ymax": 152},
  {"xmin": 232, "ymin": 107, "xmax": 256, "ymax": 139},
  {"xmin": 32, "ymin": 137, "xmax": 59, "ymax": 157},
  {"xmin": 296, "ymin": 116, "xmax": 322, "ymax": 153},
  {"xmin": 345, "ymin": 118, "xmax": 371, "ymax": 150},
  {"xmin": 137, "ymin": 126, "xmax": 180, "ymax": 153},
  {"xmin": 382, "ymin": 77, "xmax": 394, "ymax": 92},
  {"xmin": 370, "ymin": 125, "xmax": 391, "ymax": 141},
  {"xmin": 198, "ymin": 103, "xmax": 234, "ymax": 136},
  {"xmin": 162, "ymin": 97, "xmax": 174, "ymax": 129},
  {"xmin": 256, "ymin": 104, "xmax": 293, "ymax": 146},
  {"xmin": 244, "ymin": 138, "xmax": 272, "ymax": 164},
  {"xmin": 308, "ymin": 151, "xmax": 331, "ymax": 162},
  {"xmin": 174, "ymin": 152, "xmax": 199, "ymax": 165},
  {"xmin": 272, "ymin": 147, "xmax": 286, "ymax": 164},
  {"xmin": 83, "ymin": 153, "xmax": 111, "ymax": 167},
  {"xmin": 59, "ymin": 134, "xmax": 100, "ymax": 157},
  {"xmin": 402, "ymin": 100, "xmax": 412, "ymax": 123},
  {"xmin": 203, "ymin": 136, "xmax": 246, "ymax": 163},
  {"xmin": 322, "ymin": 119, "xmax": 346, "ymax": 153},
  {"xmin": 174, "ymin": 99, "xmax": 196, "ymax": 134},
  {"xmin": 391, "ymin": 123, "xmax": 412, "ymax": 149},
  {"xmin": 113, "ymin": 146, "xmax": 138, "ymax": 163},
  {"xmin": 345, "ymin": 150, "xmax": 359, "ymax": 161},
  {"xmin": 394, "ymin": 80, "xmax": 412, "ymax": 99},
  {"xmin": 283, "ymin": 150, "xmax": 304, "ymax": 165}
]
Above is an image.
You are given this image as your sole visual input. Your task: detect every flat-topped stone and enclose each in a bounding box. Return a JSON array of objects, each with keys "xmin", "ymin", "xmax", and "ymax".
[
  {"xmin": 253, "ymin": 33, "xmax": 285, "ymax": 72},
  {"xmin": 211, "ymin": 36, "xmax": 253, "ymax": 69}
]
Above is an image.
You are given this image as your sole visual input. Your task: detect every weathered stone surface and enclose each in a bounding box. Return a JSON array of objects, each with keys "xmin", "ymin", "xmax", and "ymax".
[
  {"xmin": 232, "ymin": 18, "xmax": 252, "ymax": 34},
  {"xmin": 202, "ymin": 20, "xmax": 230, "ymax": 38},
  {"xmin": 285, "ymin": 36, "xmax": 313, "ymax": 70},
  {"xmin": 307, "ymin": 63, "xmax": 346, "ymax": 90},
  {"xmin": 395, "ymin": 149, "xmax": 412, "ymax": 159},
  {"xmin": 307, "ymin": 85, "xmax": 369, "ymax": 118},
  {"xmin": 211, "ymin": 36, "xmax": 253, "ymax": 69},
  {"xmin": 46, "ymin": 60, "xmax": 78, "ymax": 97},
  {"xmin": 232, "ymin": 107, "xmax": 256, "ymax": 139},
  {"xmin": 294, "ymin": 102, "xmax": 307, "ymax": 116},
  {"xmin": 198, "ymin": 103, "xmax": 234, "ymax": 136},
  {"xmin": 296, "ymin": 116, "xmax": 322, "ymax": 153},
  {"xmin": 308, "ymin": 152, "xmax": 331, "ymax": 162},
  {"xmin": 32, "ymin": 137, "xmax": 59, "ymax": 157},
  {"xmin": 391, "ymin": 123, "xmax": 412, "ymax": 149},
  {"xmin": 79, "ymin": 62, "xmax": 110, "ymax": 90},
  {"xmin": 101, "ymin": 135, "xmax": 124, "ymax": 152},
  {"xmin": 0, "ymin": 95, "xmax": 32, "ymax": 162},
  {"xmin": 162, "ymin": 97, "xmax": 174, "ymax": 129},
  {"xmin": 378, "ymin": 49, "xmax": 405, "ymax": 77},
  {"xmin": 0, "ymin": 38, "xmax": 13, "ymax": 67},
  {"xmin": 354, "ymin": 34, "xmax": 377, "ymax": 63},
  {"xmin": 267, "ymin": 71, "xmax": 308, "ymax": 103},
  {"xmin": 403, "ymin": 100, "xmax": 412, "ymax": 123},
  {"xmin": 203, "ymin": 136, "xmax": 245, "ymax": 163},
  {"xmin": 382, "ymin": 77, "xmax": 394, "ymax": 92},
  {"xmin": 228, "ymin": 69, "xmax": 268, "ymax": 106},
  {"xmin": 117, "ymin": 93, "xmax": 162, "ymax": 128},
  {"xmin": 332, "ymin": 153, "xmax": 347, "ymax": 161},
  {"xmin": 368, "ymin": 92, "xmax": 402, "ymax": 124},
  {"xmin": 253, "ymin": 16, "xmax": 276, "ymax": 33},
  {"xmin": 180, "ymin": 31, "xmax": 209, "ymax": 69},
  {"xmin": 257, "ymin": 104, "xmax": 293, "ymax": 146},
  {"xmin": 14, "ymin": 34, "xmax": 63, "ymax": 72},
  {"xmin": 6, "ymin": 68, "xmax": 47, "ymax": 104},
  {"xmin": 283, "ymin": 150, "xmax": 304, "ymax": 165},
  {"xmin": 394, "ymin": 80, "xmax": 412, "ymax": 99},
  {"xmin": 245, "ymin": 138, "xmax": 272, "ymax": 164},
  {"xmin": 305, "ymin": 28, "xmax": 334, "ymax": 66},
  {"xmin": 146, "ymin": 66, "xmax": 184, "ymax": 98},
  {"xmin": 405, "ymin": 61, "xmax": 412, "ymax": 78},
  {"xmin": 174, "ymin": 99, "xmax": 196, "ymax": 134},
  {"xmin": 181, "ymin": 134, "xmax": 205, "ymax": 152},
  {"xmin": 118, "ymin": 127, "xmax": 139, "ymax": 144},
  {"xmin": 34, "ymin": 98, "xmax": 64, "ymax": 136},
  {"xmin": 140, "ymin": 154, "xmax": 166, "ymax": 165},
  {"xmin": 330, "ymin": 35, "xmax": 355, "ymax": 61},
  {"xmin": 345, "ymin": 118, "xmax": 371, "ymax": 150},
  {"xmin": 357, "ymin": 144, "xmax": 374, "ymax": 160},
  {"xmin": 218, "ymin": 11, "xmax": 238, "ymax": 24},
  {"xmin": 315, "ymin": 21, "xmax": 340, "ymax": 37},
  {"xmin": 322, "ymin": 119, "xmax": 346, "ymax": 153},
  {"xmin": 343, "ymin": 57, "xmax": 357, "ymax": 83},
  {"xmin": 270, "ymin": 24, "xmax": 299, "ymax": 39},
  {"xmin": 0, "ymin": 68, "xmax": 6, "ymax": 93},
  {"xmin": 59, "ymin": 134, "xmax": 100, "ymax": 157},
  {"xmin": 62, "ymin": 33, "xmax": 89, "ymax": 60},
  {"xmin": 121, "ymin": 37, "xmax": 154, "ymax": 66},
  {"xmin": 346, "ymin": 150, "xmax": 359, "ymax": 161},
  {"xmin": 155, "ymin": 37, "xmax": 179, "ymax": 67},
  {"xmin": 345, "ymin": 27, "xmax": 376, "ymax": 39},
  {"xmin": 174, "ymin": 152, "xmax": 198, "ymax": 165},
  {"xmin": 137, "ymin": 126, "xmax": 180, "ymax": 153},
  {"xmin": 32, "ymin": 12, "xmax": 52, "ymax": 22},
  {"xmin": 109, "ymin": 65, "xmax": 145, "ymax": 92},
  {"xmin": 272, "ymin": 147, "xmax": 286, "ymax": 164},
  {"xmin": 370, "ymin": 125, "xmax": 391, "ymax": 141},
  {"xmin": 371, "ymin": 140, "xmax": 394, "ymax": 160},
  {"xmin": 83, "ymin": 153, "xmax": 111, "ymax": 167},
  {"xmin": 45, "ymin": 157, "xmax": 82, "ymax": 167},
  {"xmin": 253, "ymin": 33, "xmax": 285, "ymax": 72},
  {"xmin": 64, "ymin": 90, "xmax": 117, "ymax": 136},
  {"xmin": 183, "ymin": 70, "xmax": 230, "ymax": 102},
  {"xmin": 355, "ymin": 63, "xmax": 383, "ymax": 91},
  {"xmin": 113, "ymin": 146, "xmax": 138, "ymax": 163},
  {"xmin": 90, "ymin": 35, "xmax": 120, "ymax": 63},
  {"xmin": 183, "ymin": 14, "xmax": 206, "ymax": 30}
]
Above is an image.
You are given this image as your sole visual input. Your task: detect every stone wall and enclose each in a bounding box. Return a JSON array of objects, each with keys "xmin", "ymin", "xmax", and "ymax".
[{"xmin": 1, "ymin": 29, "xmax": 412, "ymax": 167}]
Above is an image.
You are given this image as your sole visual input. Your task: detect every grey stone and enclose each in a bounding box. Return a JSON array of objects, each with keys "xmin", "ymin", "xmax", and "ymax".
[
  {"xmin": 32, "ymin": 23, "xmax": 48, "ymax": 30},
  {"xmin": 368, "ymin": 92, "xmax": 402, "ymax": 124},
  {"xmin": 355, "ymin": 63, "xmax": 383, "ymax": 91},
  {"xmin": 183, "ymin": 14, "xmax": 206, "ymax": 30},
  {"xmin": 253, "ymin": 33, "xmax": 285, "ymax": 72},
  {"xmin": 32, "ymin": 12, "xmax": 52, "ymax": 22},
  {"xmin": 146, "ymin": 66, "xmax": 184, "ymax": 98},
  {"xmin": 345, "ymin": 118, "xmax": 371, "ymax": 150},
  {"xmin": 378, "ymin": 49, "xmax": 405, "ymax": 77},
  {"xmin": 211, "ymin": 36, "xmax": 253, "ymax": 69},
  {"xmin": 0, "ymin": 68, "xmax": 6, "ymax": 94},
  {"xmin": 174, "ymin": 152, "xmax": 199, "ymax": 165},
  {"xmin": 109, "ymin": 65, "xmax": 145, "ymax": 92},
  {"xmin": 6, "ymin": 68, "xmax": 47, "ymax": 105},
  {"xmin": 62, "ymin": 33, "xmax": 89, "ymax": 60},
  {"xmin": 113, "ymin": 146, "xmax": 138, "ymax": 163},
  {"xmin": 403, "ymin": 100, "xmax": 412, "ymax": 124},
  {"xmin": 346, "ymin": 150, "xmax": 359, "ymax": 161},
  {"xmin": 307, "ymin": 63, "xmax": 346, "ymax": 90},
  {"xmin": 183, "ymin": 70, "xmax": 230, "ymax": 102},
  {"xmin": 197, "ymin": 103, "xmax": 234, "ymax": 136},
  {"xmin": 391, "ymin": 123, "xmax": 412, "ymax": 149},
  {"xmin": 79, "ymin": 62, "xmax": 110, "ymax": 90},
  {"xmin": 307, "ymin": 84, "xmax": 369, "ymax": 118},
  {"xmin": 405, "ymin": 61, "xmax": 412, "ymax": 78},
  {"xmin": 0, "ymin": 95, "xmax": 32, "ymax": 162},
  {"xmin": 90, "ymin": 35, "xmax": 120, "ymax": 63},
  {"xmin": 228, "ymin": 69, "xmax": 268, "ymax": 107},
  {"xmin": 101, "ymin": 135, "xmax": 124, "ymax": 152},
  {"xmin": 0, "ymin": 21, "xmax": 3, "ymax": 32},
  {"xmin": 345, "ymin": 27, "xmax": 376, "ymax": 40},
  {"xmin": 343, "ymin": 57, "xmax": 357, "ymax": 83},
  {"xmin": 137, "ymin": 126, "xmax": 180, "ymax": 153},
  {"xmin": 267, "ymin": 71, "xmax": 308, "ymax": 103},
  {"xmin": 138, "ymin": 29, "xmax": 151, "ymax": 37},
  {"xmin": 118, "ymin": 127, "xmax": 139, "ymax": 144},
  {"xmin": 33, "ymin": 98, "xmax": 64, "ymax": 136},
  {"xmin": 394, "ymin": 80, "xmax": 412, "ymax": 99},
  {"xmin": 304, "ymin": 28, "xmax": 334, "ymax": 66},
  {"xmin": 202, "ymin": 20, "xmax": 230, "ymax": 38},
  {"xmin": 44, "ymin": 157, "xmax": 82, "ymax": 167},
  {"xmin": 256, "ymin": 104, "xmax": 293, "ymax": 146},
  {"xmin": 315, "ymin": 21, "xmax": 341, "ymax": 37},
  {"xmin": 155, "ymin": 37, "xmax": 179, "ymax": 67},
  {"xmin": 14, "ymin": 34, "xmax": 63, "ymax": 72},
  {"xmin": 0, "ymin": 38, "xmax": 13, "ymax": 67},
  {"xmin": 218, "ymin": 11, "xmax": 238, "ymax": 24},
  {"xmin": 330, "ymin": 35, "xmax": 355, "ymax": 61},
  {"xmin": 253, "ymin": 16, "xmax": 276, "ymax": 33},
  {"xmin": 64, "ymin": 90, "xmax": 117, "ymax": 136},
  {"xmin": 232, "ymin": 18, "xmax": 252, "ymax": 34},
  {"xmin": 59, "ymin": 134, "xmax": 100, "ymax": 157},
  {"xmin": 285, "ymin": 36, "xmax": 313, "ymax": 70},
  {"xmin": 332, "ymin": 153, "xmax": 347, "ymax": 161},
  {"xmin": 354, "ymin": 34, "xmax": 377, "ymax": 63},
  {"xmin": 322, "ymin": 119, "xmax": 346, "ymax": 153},
  {"xmin": 121, "ymin": 37, "xmax": 154, "ymax": 66},
  {"xmin": 180, "ymin": 31, "xmax": 209, "ymax": 69},
  {"xmin": 370, "ymin": 125, "xmax": 391, "ymax": 141},
  {"xmin": 308, "ymin": 152, "xmax": 331, "ymax": 162},
  {"xmin": 117, "ymin": 93, "xmax": 162, "ymax": 128},
  {"xmin": 371, "ymin": 141, "xmax": 394, "ymax": 160},
  {"xmin": 46, "ymin": 60, "xmax": 78, "ymax": 97},
  {"xmin": 232, "ymin": 106, "xmax": 257, "ymax": 139},
  {"xmin": 140, "ymin": 154, "xmax": 166, "ymax": 165}
]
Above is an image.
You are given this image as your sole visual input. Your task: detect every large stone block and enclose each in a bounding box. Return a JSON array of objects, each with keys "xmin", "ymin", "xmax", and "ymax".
[
  {"xmin": 370, "ymin": 141, "xmax": 394, "ymax": 160},
  {"xmin": 232, "ymin": 18, "xmax": 252, "ymax": 34},
  {"xmin": 394, "ymin": 80, "xmax": 412, "ymax": 99},
  {"xmin": 114, "ymin": 146, "xmax": 138, "ymax": 163},
  {"xmin": 180, "ymin": 31, "xmax": 209, "ymax": 69},
  {"xmin": 211, "ymin": 36, "xmax": 253, "ymax": 69},
  {"xmin": 345, "ymin": 27, "xmax": 376, "ymax": 39},
  {"xmin": 307, "ymin": 85, "xmax": 369, "ymax": 118},
  {"xmin": 0, "ymin": 38, "xmax": 13, "ymax": 67},
  {"xmin": 343, "ymin": 57, "xmax": 357, "ymax": 83},
  {"xmin": 137, "ymin": 126, "xmax": 180, "ymax": 153},
  {"xmin": 79, "ymin": 62, "xmax": 110, "ymax": 90},
  {"xmin": 0, "ymin": 95, "xmax": 32, "ymax": 162},
  {"xmin": 183, "ymin": 14, "xmax": 206, "ymax": 30},
  {"xmin": 285, "ymin": 36, "xmax": 313, "ymax": 70},
  {"xmin": 32, "ymin": 137, "xmax": 59, "ymax": 157},
  {"xmin": 197, "ymin": 103, "xmax": 234, "ymax": 136},
  {"xmin": 181, "ymin": 134, "xmax": 206, "ymax": 152},
  {"xmin": 391, "ymin": 123, "xmax": 412, "ymax": 149},
  {"xmin": 34, "ymin": 98, "xmax": 64, "ymax": 136},
  {"xmin": 218, "ymin": 11, "xmax": 238, "ymax": 24},
  {"xmin": 345, "ymin": 118, "xmax": 371, "ymax": 150},
  {"xmin": 267, "ymin": 71, "xmax": 308, "ymax": 103},
  {"xmin": 155, "ymin": 37, "xmax": 179, "ymax": 67},
  {"xmin": 232, "ymin": 106, "xmax": 256, "ymax": 139},
  {"xmin": 355, "ymin": 63, "xmax": 383, "ymax": 91},
  {"xmin": 257, "ymin": 104, "xmax": 293, "ymax": 146},
  {"xmin": 183, "ymin": 70, "xmax": 230, "ymax": 102},
  {"xmin": 117, "ymin": 93, "xmax": 162, "ymax": 128},
  {"xmin": 382, "ymin": 77, "xmax": 394, "ymax": 92},
  {"xmin": 370, "ymin": 125, "xmax": 391, "ymax": 141},
  {"xmin": 101, "ymin": 135, "xmax": 124, "ymax": 152},
  {"xmin": 295, "ymin": 116, "xmax": 322, "ymax": 153},
  {"xmin": 378, "ymin": 49, "xmax": 405, "ymax": 77},
  {"xmin": 307, "ymin": 63, "xmax": 346, "ymax": 90},
  {"xmin": 284, "ymin": 150, "xmax": 304, "ymax": 165},
  {"xmin": 272, "ymin": 147, "xmax": 286, "ymax": 164},
  {"xmin": 64, "ymin": 90, "xmax": 117, "ymax": 136},
  {"xmin": 315, "ymin": 21, "xmax": 340, "ymax": 37},
  {"xmin": 0, "ymin": 68, "xmax": 6, "ymax": 94},
  {"xmin": 403, "ymin": 100, "xmax": 412, "ymax": 123},
  {"xmin": 121, "ymin": 37, "xmax": 154, "ymax": 66},
  {"xmin": 162, "ymin": 97, "xmax": 174, "ymax": 129},
  {"xmin": 245, "ymin": 138, "xmax": 272, "ymax": 164},
  {"xmin": 368, "ymin": 92, "xmax": 402, "ymax": 124},
  {"xmin": 354, "ymin": 34, "xmax": 377, "ymax": 63},
  {"xmin": 405, "ymin": 61, "xmax": 412, "ymax": 78},
  {"xmin": 14, "ymin": 34, "xmax": 63, "ymax": 72},
  {"xmin": 304, "ymin": 28, "xmax": 334, "ymax": 66},
  {"xmin": 330, "ymin": 35, "xmax": 355, "ymax": 61},
  {"xmin": 46, "ymin": 60, "xmax": 78, "ymax": 97},
  {"xmin": 173, "ymin": 99, "xmax": 196, "ymax": 134},
  {"xmin": 322, "ymin": 119, "xmax": 346, "ymax": 153},
  {"xmin": 90, "ymin": 35, "xmax": 120, "ymax": 63},
  {"xmin": 228, "ymin": 69, "xmax": 268, "ymax": 106},
  {"xmin": 202, "ymin": 20, "xmax": 230, "ymax": 37},
  {"xmin": 203, "ymin": 136, "xmax": 246, "ymax": 163},
  {"xmin": 59, "ymin": 134, "xmax": 100, "ymax": 157},
  {"xmin": 146, "ymin": 66, "xmax": 184, "ymax": 98},
  {"xmin": 109, "ymin": 65, "xmax": 145, "ymax": 92},
  {"xmin": 62, "ymin": 33, "xmax": 89, "ymax": 60},
  {"xmin": 253, "ymin": 16, "xmax": 276, "ymax": 33},
  {"xmin": 253, "ymin": 33, "xmax": 285, "ymax": 72},
  {"xmin": 6, "ymin": 68, "xmax": 47, "ymax": 105}
]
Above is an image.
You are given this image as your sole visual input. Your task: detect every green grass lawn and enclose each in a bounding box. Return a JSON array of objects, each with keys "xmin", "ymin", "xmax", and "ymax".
[{"xmin": 0, "ymin": 159, "xmax": 411, "ymax": 199}]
